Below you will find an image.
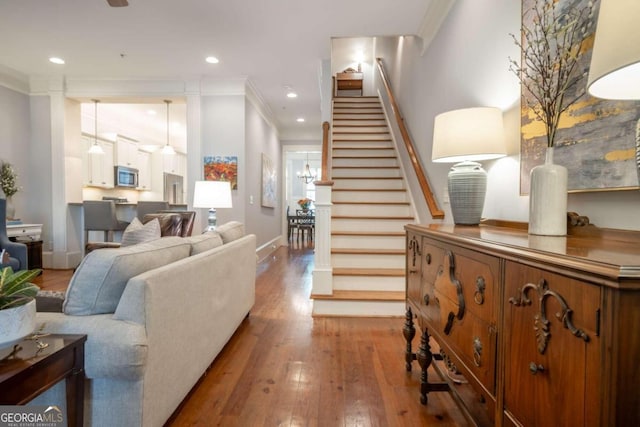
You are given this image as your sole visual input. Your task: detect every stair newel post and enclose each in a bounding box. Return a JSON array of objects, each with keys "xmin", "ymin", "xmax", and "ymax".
[
  {"xmin": 321, "ymin": 121, "xmax": 331, "ymax": 181},
  {"xmin": 311, "ymin": 182, "xmax": 333, "ymax": 295}
]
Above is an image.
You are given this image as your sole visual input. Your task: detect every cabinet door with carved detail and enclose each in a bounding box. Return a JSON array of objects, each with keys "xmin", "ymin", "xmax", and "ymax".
[{"xmin": 503, "ymin": 261, "xmax": 601, "ymax": 426}]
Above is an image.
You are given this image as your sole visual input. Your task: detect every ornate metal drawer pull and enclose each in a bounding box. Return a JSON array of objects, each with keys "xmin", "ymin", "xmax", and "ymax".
[
  {"xmin": 474, "ymin": 276, "xmax": 486, "ymax": 305},
  {"xmin": 473, "ymin": 337, "xmax": 482, "ymax": 367},
  {"xmin": 529, "ymin": 362, "xmax": 544, "ymax": 375},
  {"xmin": 425, "ymin": 253, "xmax": 432, "ymax": 264}
]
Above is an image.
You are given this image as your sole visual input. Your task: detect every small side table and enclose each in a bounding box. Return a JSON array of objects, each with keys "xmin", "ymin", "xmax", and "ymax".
[
  {"xmin": 0, "ymin": 334, "xmax": 87, "ymax": 427},
  {"xmin": 8, "ymin": 238, "xmax": 43, "ymax": 270}
]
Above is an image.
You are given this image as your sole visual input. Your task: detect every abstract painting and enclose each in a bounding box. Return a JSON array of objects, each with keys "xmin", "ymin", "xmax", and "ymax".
[
  {"xmin": 204, "ymin": 156, "xmax": 238, "ymax": 190},
  {"xmin": 261, "ymin": 153, "xmax": 276, "ymax": 208},
  {"xmin": 519, "ymin": 0, "xmax": 640, "ymax": 194}
]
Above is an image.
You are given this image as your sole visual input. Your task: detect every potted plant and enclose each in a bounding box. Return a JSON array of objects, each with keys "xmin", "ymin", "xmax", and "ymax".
[
  {"xmin": 0, "ymin": 161, "xmax": 20, "ymax": 219},
  {"xmin": 0, "ymin": 266, "xmax": 42, "ymax": 347},
  {"xmin": 509, "ymin": 0, "xmax": 595, "ymax": 235},
  {"xmin": 297, "ymin": 197, "xmax": 313, "ymax": 212}
]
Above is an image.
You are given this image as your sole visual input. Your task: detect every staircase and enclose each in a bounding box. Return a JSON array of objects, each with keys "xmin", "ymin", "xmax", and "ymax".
[{"xmin": 312, "ymin": 96, "xmax": 415, "ymax": 316}]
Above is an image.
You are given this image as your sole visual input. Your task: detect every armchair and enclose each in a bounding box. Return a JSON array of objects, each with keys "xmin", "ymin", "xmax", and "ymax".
[{"xmin": 0, "ymin": 198, "xmax": 28, "ymax": 270}]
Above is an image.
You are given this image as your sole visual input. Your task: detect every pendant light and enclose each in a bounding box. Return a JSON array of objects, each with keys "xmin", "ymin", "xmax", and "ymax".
[
  {"xmin": 87, "ymin": 99, "xmax": 105, "ymax": 155},
  {"xmin": 161, "ymin": 99, "xmax": 176, "ymax": 155},
  {"xmin": 297, "ymin": 152, "xmax": 316, "ymax": 184}
]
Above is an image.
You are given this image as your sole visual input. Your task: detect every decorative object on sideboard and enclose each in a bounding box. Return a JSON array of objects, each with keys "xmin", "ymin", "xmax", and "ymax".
[
  {"xmin": 0, "ymin": 266, "xmax": 41, "ymax": 348},
  {"xmin": 87, "ymin": 99, "xmax": 105, "ymax": 155},
  {"xmin": 0, "ymin": 161, "xmax": 20, "ymax": 220},
  {"xmin": 161, "ymin": 100, "xmax": 176, "ymax": 156},
  {"xmin": 510, "ymin": 0, "xmax": 594, "ymax": 235},
  {"xmin": 193, "ymin": 180, "xmax": 232, "ymax": 231},
  {"xmin": 431, "ymin": 107, "xmax": 507, "ymax": 225}
]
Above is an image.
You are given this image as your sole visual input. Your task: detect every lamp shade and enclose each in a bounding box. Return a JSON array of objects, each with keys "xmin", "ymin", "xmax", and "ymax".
[
  {"xmin": 587, "ymin": 0, "xmax": 640, "ymax": 99},
  {"xmin": 432, "ymin": 107, "xmax": 507, "ymax": 163},
  {"xmin": 193, "ymin": 181, "xmax": 232, "ymax": 209}
]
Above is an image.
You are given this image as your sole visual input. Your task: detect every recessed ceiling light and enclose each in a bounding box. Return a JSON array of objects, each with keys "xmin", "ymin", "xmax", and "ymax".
[
  {"xmin": 296, "ymin": 118, "xmax": 305, "ymax": 122},
  {"xmin": 287, "ymin": 92, "xmax": 298, "ymax": 98},
  {"xmin": 49, "ymin": 57, "xmax": 65, "ymax": 65},
  {"xmin": 205, "ymin": 56, "xmax": 219, "ymax": 64}
]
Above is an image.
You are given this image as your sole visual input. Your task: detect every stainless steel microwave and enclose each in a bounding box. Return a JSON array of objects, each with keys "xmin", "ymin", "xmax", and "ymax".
[{"xmin": 114, "ymin": 166, "xmax": 139, "ymax": 188}]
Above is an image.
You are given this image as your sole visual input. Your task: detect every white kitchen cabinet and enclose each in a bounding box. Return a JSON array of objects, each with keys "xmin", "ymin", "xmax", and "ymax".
[
  {"xmin": 83, "ymin": 137, "xmax": 114, "ymax": 188},
  {"xmin": 136, "ymin": 150, "xmax": 152, "ymax": 191},
  {"xmin": 116, "ymin": 137, "xmax": 139, "ymax": 168},
  {"xmin": 162, "ymin": 152, "xmax": 186, "ymax": 176}
]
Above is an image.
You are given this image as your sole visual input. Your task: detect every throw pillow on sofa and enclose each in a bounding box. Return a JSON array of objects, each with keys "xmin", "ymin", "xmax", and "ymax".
[
  {"xmin": 215, "ymin": 221, "xmax": 245, "ymax": 243},
  {"xmin": 120, "ymin": 217, "xmax": 161, "ymax": 247},
  {"xmin": 185, "ymin": 231, "xmax": 224, "ymax": 255},
  {"xmin": 63, "ymin": 236, "xmax": 190, "ymax": 315}
]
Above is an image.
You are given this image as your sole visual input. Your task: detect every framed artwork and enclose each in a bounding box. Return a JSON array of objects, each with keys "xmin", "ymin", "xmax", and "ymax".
[
  {"xmin": 261, "ymin": 153, "xmax": 276, "ymax": 208},
  {"xmin": 204, "ymin": 156, "xmax": 238, "ymax": 190},
  {"xmin": 519, "ymin": 0, "xmax": 640, "ymax": 194}
]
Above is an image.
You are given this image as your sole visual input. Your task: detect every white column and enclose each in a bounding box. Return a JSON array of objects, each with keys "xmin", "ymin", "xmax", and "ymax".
[{"xmin": 312, "ymin": 182, "xmax": 333, "ymax": 295}]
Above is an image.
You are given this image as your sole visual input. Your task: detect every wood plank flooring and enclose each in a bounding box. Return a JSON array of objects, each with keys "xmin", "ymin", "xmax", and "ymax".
[{"xmin": 33, "ymin": 246, "xmax": 468, "ymax": 426}]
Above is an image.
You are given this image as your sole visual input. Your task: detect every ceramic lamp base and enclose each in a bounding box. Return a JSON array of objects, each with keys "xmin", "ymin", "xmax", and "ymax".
[{"xmin": 448, "ymin": 161, "xmax": 487, "ymax": 225}]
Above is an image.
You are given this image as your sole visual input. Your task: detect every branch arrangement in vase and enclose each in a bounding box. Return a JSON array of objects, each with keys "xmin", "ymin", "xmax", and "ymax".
[{"xmin": 509, "ymin": 0, "xmax": 596, "ymax": 148}]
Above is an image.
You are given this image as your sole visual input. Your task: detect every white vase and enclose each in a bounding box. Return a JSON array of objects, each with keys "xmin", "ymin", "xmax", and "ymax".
[
  {"xmin": 528, "ymin": 147, "xmax": 567, "ymax": 236},
  {"xmin": 5, "ymin": 196, "xmax": 15, "ymax": 220},
  {"xmin": 0, "ymin": 299, "xmax": 36, "ymax": 348}
]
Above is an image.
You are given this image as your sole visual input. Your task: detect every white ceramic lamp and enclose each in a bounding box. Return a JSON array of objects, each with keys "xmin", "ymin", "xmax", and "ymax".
[
  {"xmin": 432, "ymin": 107, "xmax": 507, "ymax": 225},
  {"xmin": 193, "ymin": 181, "xmax": 232, "ymax": 231},
  {"xmin": 587, "ymin": 0, "xmax": 640, "ymax": 100}
]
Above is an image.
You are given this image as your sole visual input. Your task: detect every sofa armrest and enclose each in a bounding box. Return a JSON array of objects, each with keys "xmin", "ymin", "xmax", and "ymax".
[{"xmin": 36, "ymin": 312, "xmax": 148, "ymax": 380}]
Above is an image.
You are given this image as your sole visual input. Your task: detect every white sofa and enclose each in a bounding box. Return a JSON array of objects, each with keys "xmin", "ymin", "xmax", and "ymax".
[{"xmin": 32, "ymin": 222, "xmax": 256, "ymax": 427}]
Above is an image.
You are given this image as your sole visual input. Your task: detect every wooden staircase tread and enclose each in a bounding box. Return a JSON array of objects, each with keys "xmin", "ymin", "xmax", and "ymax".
[
  {"xmin": 332, "ymin": 176, "xmax": 402, "ymax": 180},
  {"xmin": 332, "ymin": 139, "xmax": 392, "ymax": 142},
  {"xmin": 311, "ymin": 290, "xmax": 405, "ymax": 301},
  {"xmin": 332, "ymin": 124, "xmax": 388, "ymax": 127},
  {"xmin": 332, "ymin": 188, "xmax": 407, "ymax": 192},
  {"xmin": 332, "ymin": 231, "xmax": 405, "ymax": 236},
  {"xmin": 332, "ymin": 248, "xmax": 405, "ymax": 255},
  {"xmin": 333, "ymin": 267, "xmax": 405, "ymax": 276},
  {"xmin": 333, "ymin": 146, "xmax": 393, "ymax": 150},
  {"xmin": 333, "ymin": 131, "xmax": 390, "ymax": 135},
  {"xmin": 332, "ymin": 155, "xmax": 397, "ymax": 159},
  {"xmin": 332, "ymin": 166, "xmax": 399, "ymax": 169},
  {"xmin": 331, "ymin": 201, "xmax": 409, "ymax": 205},
  {"xmin": 332, "ymin": 215, "xmax": 414, "ymax": 220}
]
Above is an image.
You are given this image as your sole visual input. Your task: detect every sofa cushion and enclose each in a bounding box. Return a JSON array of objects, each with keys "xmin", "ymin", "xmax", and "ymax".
[
  {"xmin": 63, "ymin": 237, "xmax": 190, "ymax": 315},
  {"xmin": 184, "ymin": 231, "xmax": 224, "ymax": 255},
  {"xmin": 215, "ymin": 221, "xmax": 245, "ymax": 243},
  {"xmin": 120, "ymin": 217, "xmax": 161, "ymax": 247}
]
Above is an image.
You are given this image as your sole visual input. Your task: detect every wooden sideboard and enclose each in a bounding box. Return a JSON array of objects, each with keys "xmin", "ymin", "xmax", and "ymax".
[
  {"xmin": 404, "ymin": 222, "xmax": 640, "ymax": 426},
  {"xmin": 336, "ymin": 72, "xmax": 363, "ymax": 95}
]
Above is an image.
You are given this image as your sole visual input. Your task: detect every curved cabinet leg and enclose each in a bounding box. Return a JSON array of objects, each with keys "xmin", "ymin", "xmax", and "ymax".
[{"xmin": 403, "ymin": 307, "xmax": 416, "ymax": 372}]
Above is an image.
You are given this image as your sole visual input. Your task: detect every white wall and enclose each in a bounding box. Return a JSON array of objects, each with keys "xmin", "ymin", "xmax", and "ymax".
[
  {"xmin": 245, "ymin": 99, "xmax": 282, "ymax": 247},
  {"xmin": 377, "ymin": 0, "xmax": 640, "ymax": 230}
]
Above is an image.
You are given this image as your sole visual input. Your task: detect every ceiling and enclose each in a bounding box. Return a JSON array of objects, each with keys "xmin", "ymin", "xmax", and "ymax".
[{"xmin": 0, "ymin": 0, "xmax": 431, "ymax": 147}]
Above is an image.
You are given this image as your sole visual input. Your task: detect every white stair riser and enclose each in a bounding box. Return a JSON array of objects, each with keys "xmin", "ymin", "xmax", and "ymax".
[
  {"xmin": 332, "ymin": 203, "xmax": 412, "ymax": 217},
  {"xmin": 334, "ymin": 97, "xmax": 379, "ymax": 103},
  {"xmin": 332, "ymin": 157, "xmax": 397, "ymax": 167},
  {"xmin": 333, "ymin": 126, "xmax": 388, "ymax": 133},
  {"xmin": 333, "ymin": 113, "xmax": 385, "ymax": 120},
  {"xmin": 333, "ymin": 141, "xmax": 394, "ymax": 149},
  {"xmin": 334, "ymin": 102, "xmax": 381, "ymax": 108},
  {"xmin": 332, "ymin": 168, "xmax": 401, "ymax": 178},
  {"xmin": 333, "ymin": 275, "xmax": 405, "ymax": 292},
  {"xmin": 312, "ymin": 299, "xmax": 405, "ymax": 317},
  {"xmin": 332, "ymin": 134, "xmax": 391, "ymax": 142},
  {"xmin": 333, "ymin": 120, "xmax": 387, "ymax": 126},
  {"xmin": 331, "ymin": 234, "xmax": 406, "ymax": 249},
  {"xmin": 331, "ymin": 253, "xmax": 405, "ymax": 269},
  {"xmin": 333, "ymin": 108, "xmax": 382, "ymax": 114},
  {"xmin": 332, "ymin": 190, "xmax": 409, "ymax": 203},
  {"xmin": 333, "ymin": 148, "xmax": 396, "ymax": 157},
  {"xmin": 332, "ymin": 218, "xmax": 410, "ymax": 232},
  {"xmin": 333, "ymin": 178, "xmax": 404, "ymax": 190}
]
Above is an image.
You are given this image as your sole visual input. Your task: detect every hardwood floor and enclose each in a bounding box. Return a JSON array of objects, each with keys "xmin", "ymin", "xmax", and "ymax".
[{"xmin": 33, "ymin": 246, "xmax": 468, "ymax": 426}]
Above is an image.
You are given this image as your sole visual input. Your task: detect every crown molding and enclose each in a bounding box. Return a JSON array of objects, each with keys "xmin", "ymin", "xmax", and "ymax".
[
  {"xmin": 0, "ymin": 64, "xmax": 29, "ymax": 94},
  {"xmin": 418, "ymin": 0, "xmax": 457, "ymax": 55}
]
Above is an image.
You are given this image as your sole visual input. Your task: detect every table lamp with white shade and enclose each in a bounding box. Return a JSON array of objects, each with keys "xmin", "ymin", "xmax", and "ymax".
[
  {"xmin": 193, "ymin": 181, "xmax": 232, "ymax": 231},
  {"xmin": 432, "ymin": 107, "xmax": 507, "ymax": 225}
]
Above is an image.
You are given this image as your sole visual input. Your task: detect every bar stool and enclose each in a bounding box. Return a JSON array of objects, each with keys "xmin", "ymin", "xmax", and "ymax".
[
  {"xmin": 83, "ymin": 200, "xmax": 129, "ymax": 252},
  {"xmin": 136, "ymin": 201, "xmax": 170, "ymax": 221}
]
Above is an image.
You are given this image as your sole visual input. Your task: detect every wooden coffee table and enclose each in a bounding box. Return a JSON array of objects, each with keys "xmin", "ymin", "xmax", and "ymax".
[{"xmin": 0, "ymin": 334, "xmax": 87, "ymax": 427}]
